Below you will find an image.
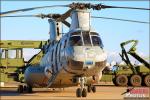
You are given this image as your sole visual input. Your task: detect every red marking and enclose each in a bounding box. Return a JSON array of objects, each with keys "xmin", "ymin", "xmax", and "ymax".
[{"xmin": 130, "ymin": 88, "xmax": 149, "ymax": 94}]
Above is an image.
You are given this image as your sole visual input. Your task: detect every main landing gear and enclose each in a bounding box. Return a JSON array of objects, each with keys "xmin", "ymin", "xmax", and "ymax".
[
  {"xmin": 17, "ymin": 84, "xmax": 32, "ymax": 93},
  {"xmin": 87, "ymin": 84, "xmax": 96, "ymax": 93}
]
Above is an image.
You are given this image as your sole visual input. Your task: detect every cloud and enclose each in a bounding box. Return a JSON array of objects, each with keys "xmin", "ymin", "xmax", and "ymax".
[
  {"xmin": 106, "ymin": 51, "xmax": 121, "ymax": 63},
  {"xmin": 106, "ymin": 51, "xmax": 149, "ymax": 65}
]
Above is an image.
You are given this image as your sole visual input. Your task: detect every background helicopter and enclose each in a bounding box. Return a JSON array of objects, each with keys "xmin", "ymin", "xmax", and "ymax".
[{"xmin": 1, "ymin": 1, "xmax": 149, "ymax": 98}]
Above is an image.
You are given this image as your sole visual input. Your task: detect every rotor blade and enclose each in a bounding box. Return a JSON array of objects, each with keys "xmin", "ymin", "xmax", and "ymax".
[
  {"xmin": 1, "ymin": 14, "xmax": 62, "ymax": 19},
  {"xmin": 1, "ymin": 3, "xmax": 149, "ymax": 17},
  {"xmin": 56, "ymin": 9, "xmax": 73, "ymax": 22},
  {"xmin": 68, "ymin": 3, "xmax": 150, "ymax": 10},
  {"xmin": 100, "ymin": 5, "xmax": 150, "ymax": 10},
  {"xmin": 0, "ymin": 5, "xmax": 68, "ymax": 16},
  {"xmin": 62, "ymin": 20, "xmax": 70, "ymax": 27},
  {"xmin": 92, "ymin": 16, "xmax": 150, "ymax": 24},
  {"xmin": 0, "ymin": 15, "xmax": 37, "ymax": 17}
]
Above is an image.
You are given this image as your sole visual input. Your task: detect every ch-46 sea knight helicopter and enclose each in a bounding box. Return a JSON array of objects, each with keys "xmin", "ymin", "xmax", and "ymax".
[{"xmin": 1, "ymin": 2, "xmax": 149, "ymax": 97}]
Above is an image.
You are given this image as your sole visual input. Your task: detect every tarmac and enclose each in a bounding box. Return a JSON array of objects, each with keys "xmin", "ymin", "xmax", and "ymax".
[{"xmin": 0, "ymin": 83, "xmax": 149, "ymax": 100}]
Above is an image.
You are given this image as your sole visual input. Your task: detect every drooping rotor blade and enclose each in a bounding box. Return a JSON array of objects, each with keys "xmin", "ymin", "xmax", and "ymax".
[
  {"xmin": 1, "ymin": 14, "xmax": 71, "ymax": 27},
  {"xmin": 62, "ymin": 20, "xmax": 70, "ymax": 27},
  {"xmin": 56, "ymin": 9, "xmax": 73, "ymax": 22},
  {"xmin": 0, "ymin": 8, "xmax": 72, "ymax": 20},
  {"xmin": 0, "ymin": 15, "xmax": 37, "ymax": 17},
  {"xmin": 92, "ymin": 16, "xmax": 150, "ymax": 24},
  {"xmin": 0, "ymin": 5, "xmax": 68, "ymax": 16},
  {"xmin": 1, "ymin": 3, "xmax": 149, "ymax": 16},
  {"xmin": 1, "ymin": 14, "xmax": 62, "ymax": 19}
]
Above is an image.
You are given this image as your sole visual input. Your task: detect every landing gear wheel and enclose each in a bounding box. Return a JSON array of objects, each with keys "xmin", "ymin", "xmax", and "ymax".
[
  {"xmin": 116, "ymin": 75, "xmax": 128, "ymax": 86},
  {"xmin": 82, "ymin": 88, "xmax": 87, "ymax": 97},
  {"xmin": 76, "ymin": 88, "xmax": 82, "ymax": 97},
  {"xmin": 87, "ymin": 85, "xmax": 91, "ymax": 93},
  {"xmin": 130, "ymin": 75, "xmax": 142, "ymax": 87},
  {"xmin": 27, "ymin": 85, "xmax": 32, "ymax": 93},
  {"xmin": 91, "ymin": 86, "xmax": 96, "ymax": 93},
  {"xmin": 144, "ymin": 75, "xmax": 150, "ymax": 87},
  {"xmin": 18, "ymin": 85, "xmax": 23, "ymax": 93}
]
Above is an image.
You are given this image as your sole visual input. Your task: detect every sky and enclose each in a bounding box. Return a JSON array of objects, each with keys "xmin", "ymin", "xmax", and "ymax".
[{"xmin": 1, "ymin": 0, "xmax": 149, "ymax": 61}]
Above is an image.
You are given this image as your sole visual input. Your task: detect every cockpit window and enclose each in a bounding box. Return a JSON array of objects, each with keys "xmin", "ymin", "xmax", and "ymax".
[
  {"xmin": 90, "ymin": 32, "xmax": 99, "ymax": 35},
  {"xmin": 83, "ymin": 33, "xmax": 92, "ymax": 46},
  {"xmin": 92, "ymin": 36, "xmax": 104, "ymax": 48},
  {"xmin": 69, "ymin": 31, "xmax": 103, "ymax": 47},
  {"xmin": 69, "ymin": 36, "xmax": 82, "ymax": 46}
]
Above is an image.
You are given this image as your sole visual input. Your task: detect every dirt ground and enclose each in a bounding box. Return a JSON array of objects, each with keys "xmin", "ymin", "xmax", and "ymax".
[{"xmin": 0, "ymin": 86, "xmax": 149, "ymax": 100}]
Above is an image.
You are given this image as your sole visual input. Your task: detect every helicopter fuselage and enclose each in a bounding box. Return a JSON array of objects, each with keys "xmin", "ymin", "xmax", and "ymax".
[{"xmin": 24, "ymin": 29, "xmax": 107, "ymax": 88}]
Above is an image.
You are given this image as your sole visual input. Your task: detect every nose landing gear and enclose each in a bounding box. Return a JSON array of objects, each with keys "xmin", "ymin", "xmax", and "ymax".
[{"xmin": 76, "ymin": 77, "xmax": 87, "ymax": 97}]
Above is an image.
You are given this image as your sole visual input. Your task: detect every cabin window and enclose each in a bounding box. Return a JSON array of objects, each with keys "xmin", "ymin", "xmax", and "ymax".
[
  {"xmin": 51, "ymin": 50, "xmax": 54, "ymax": 62},
  {"xmin": 56, "ymin": 44, "xmax": 58, "ymax": 57},
  {"xmin": 64, "ymin": 39, "xmax": 67, "ymax": 48},
  {"xmin": 92, "ymin": 36, "xmax": 104, "ymax": 48},
  {"xmin": 56, "ymin": 42, "xmax": 60, "ymax": 59},
  {"xmin": 59, "ymin": 43, "xmax": 61, "ymax": 61},
  {"xmin": 69, "ymin": 36, "xmax": 82, "ymax": 46}
]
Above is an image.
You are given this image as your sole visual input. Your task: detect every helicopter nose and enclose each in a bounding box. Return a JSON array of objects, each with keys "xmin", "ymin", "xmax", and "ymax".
[
  {"xmin": 69, "ymin": 59, "xmax": 95, "ymax": 70},
  {"xmin": 69, "ymin": 59, "xmax": 84, "ymax": 70}
]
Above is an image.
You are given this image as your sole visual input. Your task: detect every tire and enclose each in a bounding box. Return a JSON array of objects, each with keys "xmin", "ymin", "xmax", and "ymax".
[
  {"xmin": 27, "ymin": 85, "xmax": 32, "ymax": 93},
  {"xmin": 116, "ymin": 75, "xmax": 128, "ymax": 86},
  {"xmin": 18, "ymin": 85, "xmax": 23, "ymax": 93},
  {"xmin": 91, "ymin": 86, "xmax": 96, "ymax": 93},
  {"xmin": 144, "ymin": 75, "xmax": 150, "ymax": 87},
  {"xmin": 76, "ymin": 88, "xmax": 82, "ymax": 97},
  {"xmin": 82, "ymin": 88, "xmax": 87, "ymax": 97},
  {"xmin": 130, "ymin": 75, "xmax": 142, "ymax": 87},
  {"xmin": 87, "ymin": 85, "xmax": 91, "ymax": 93}
]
